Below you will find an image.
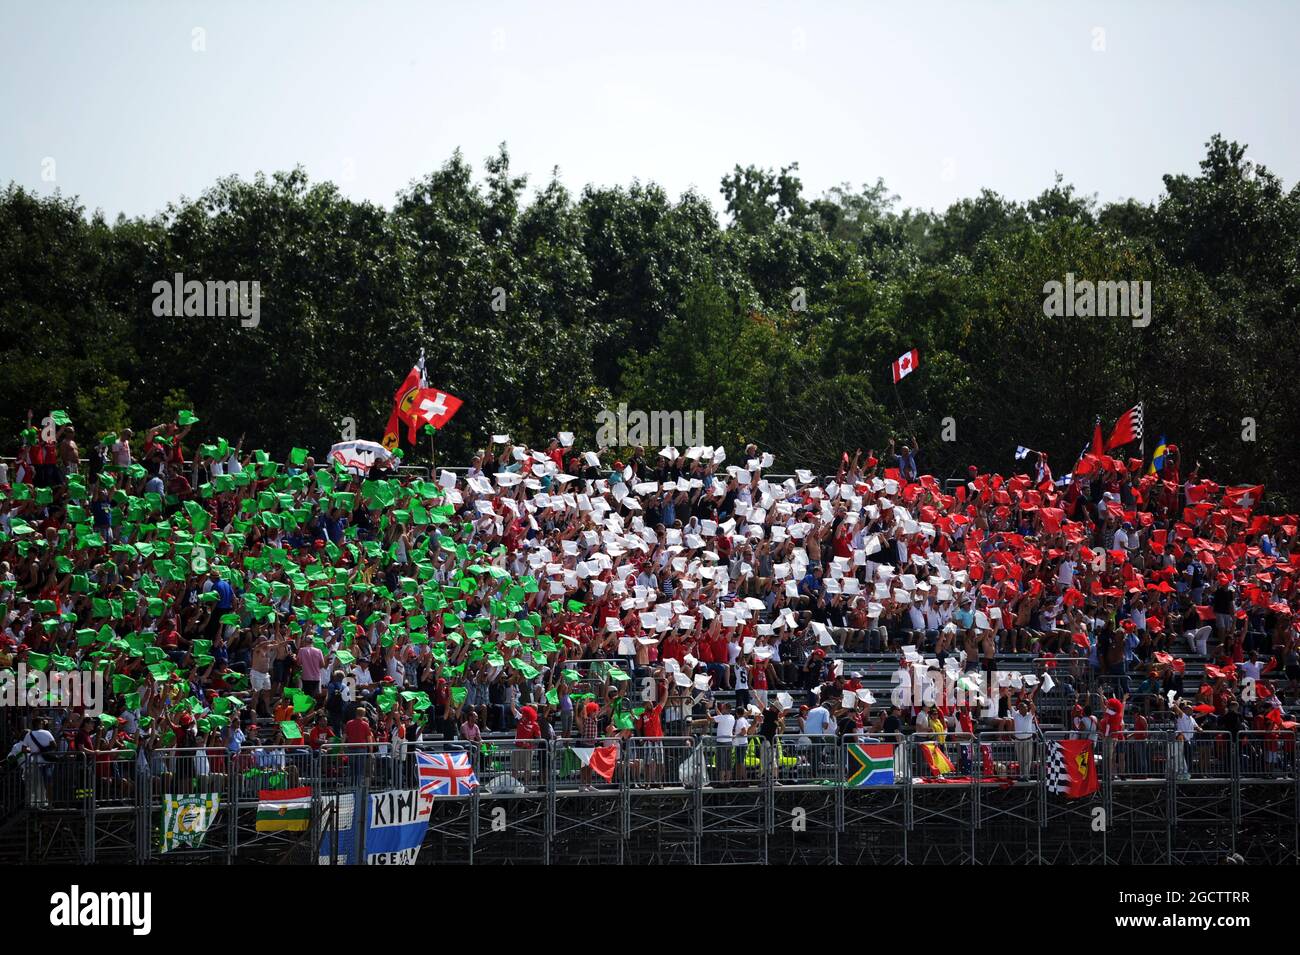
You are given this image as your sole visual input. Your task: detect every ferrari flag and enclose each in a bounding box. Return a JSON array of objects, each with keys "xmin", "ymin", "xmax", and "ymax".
[{"xmin": 1046, "ymin": 739, "xmax": 1099, "ymax": 798}]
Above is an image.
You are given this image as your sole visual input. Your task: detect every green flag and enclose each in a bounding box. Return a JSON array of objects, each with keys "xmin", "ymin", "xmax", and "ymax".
[{"xmin": 160, "ymin": 793, "xmax": 220, "ymax": 852}]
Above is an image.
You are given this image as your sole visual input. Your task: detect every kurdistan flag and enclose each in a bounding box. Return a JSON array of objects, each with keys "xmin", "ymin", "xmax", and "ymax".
[
  {"xmin": 256, "ymin": 786, "xmax": 312, "ymax": 832},
  {"xmin": 160, "ymin": 793, "xmax": 221, "ymax": 852}
]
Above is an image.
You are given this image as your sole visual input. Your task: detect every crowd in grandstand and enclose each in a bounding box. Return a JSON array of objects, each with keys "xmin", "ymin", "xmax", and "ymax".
[{"xmin": 3, "ymin": 410, "xmax": 1298, "ymax": 795}]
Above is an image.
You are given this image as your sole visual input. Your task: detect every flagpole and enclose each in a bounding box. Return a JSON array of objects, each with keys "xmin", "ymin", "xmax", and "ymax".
[
  {"xmin": 1139, "ymin": 402, "xmax": 1145, "ymax": 462},
  {"xmin": 891, "ymin": 378, "xmax": 909, "ymax": 430}
]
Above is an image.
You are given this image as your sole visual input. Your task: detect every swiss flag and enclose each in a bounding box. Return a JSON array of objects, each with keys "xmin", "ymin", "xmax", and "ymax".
[
  {"xmin": 409, "ymin": 387, "xmax": 463, "ymax": 438},
  {"xmin": 891, "ymin": 348, "xmax": 919, "ymax": 383},
  {"xmin": 1224, "ymin": 485, "xmax": 1264, "ymax": 510}
]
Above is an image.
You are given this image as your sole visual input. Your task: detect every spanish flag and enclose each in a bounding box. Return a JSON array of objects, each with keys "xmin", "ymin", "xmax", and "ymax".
[
  {"xmin": 1147, "ymin": 434, "xmax": 1167, "ymax": 475},
  {"xmin": 920, "ymin": 742, "xmax": 955, "ymax": 777}
]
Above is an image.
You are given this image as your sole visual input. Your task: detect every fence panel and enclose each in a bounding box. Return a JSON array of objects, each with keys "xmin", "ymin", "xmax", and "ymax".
[
  {"xmin": 1179, "ymin": 731, "xmax": 1233, "ymax": 780},
  {"xmin": 479, "ymin": 740, "xmax": 551, "ymax": 794},
  {"xmin": 1239, "ymin": 731, "xmax": 1295, "ymax": 778},
  {"xmin": 908, "ymin": 732, "xmax": 982, "ymax": 781},
  {"xmin": 1107, "ymin": 734, "xmax": 1167, "ymax": 780},
  {"xmin": 311, "ymin": 742, "xmax": 411, "ymax": 793},
  {"xmin": 769, "ymin": 734, "xmax": 839, "ymax": 786},
  {"xmin": 625, "ymin": 736, "xmax": 697, "ymax": 789},
  {"xmin": 14, "ymin": 751, "xmax": 91, "ymax": 808}
]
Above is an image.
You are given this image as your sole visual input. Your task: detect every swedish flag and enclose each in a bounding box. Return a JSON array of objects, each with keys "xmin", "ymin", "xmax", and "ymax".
[{"xmin": 1148, "ymin": 435, "xmax": 1168, "ymax": 474}]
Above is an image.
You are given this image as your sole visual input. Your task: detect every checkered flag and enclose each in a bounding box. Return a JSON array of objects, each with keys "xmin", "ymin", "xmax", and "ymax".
[
  {"xmin": 1105, "ymin": 403, "xmax": 1144, "ymax": 451},
  {"xmin": 1044, "ymin": 738, "xmax": 1099, "ymax": 798},
  {"xmin": 1045, "ymin": 740, "xmax": 1068, "ymax": 795}
]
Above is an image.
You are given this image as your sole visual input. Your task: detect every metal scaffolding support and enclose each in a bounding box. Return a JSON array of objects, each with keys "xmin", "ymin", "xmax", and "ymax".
[{"xmin": 2, "ymin": 732, "xmax": 1296, "ymax": 865}]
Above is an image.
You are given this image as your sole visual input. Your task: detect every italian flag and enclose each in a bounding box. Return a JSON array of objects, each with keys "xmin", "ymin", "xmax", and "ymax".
[
  {"xmin": 572, "ymin": 745, "xmax": 620, "ymax": 782},
  {"xmin": 255, "ymin": 786, "xmax": 312, "ymax": 832}
]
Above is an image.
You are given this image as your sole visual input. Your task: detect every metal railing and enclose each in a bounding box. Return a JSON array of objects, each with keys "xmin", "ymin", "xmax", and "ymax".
[
  {"xmin": 7, "ymin": 730, "xmax": 1298, "ymax": 827},
  {"xmin": 14, "ymin": 729, "xmax": 1293, "ymax": 808},
  {"xmin": 5, "ymin": 730, "xmax": 1297, "ymax": 864}
]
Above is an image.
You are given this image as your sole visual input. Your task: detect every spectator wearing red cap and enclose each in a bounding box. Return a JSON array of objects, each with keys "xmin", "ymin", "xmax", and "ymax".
[{"xmin": 578, "ymin": 701, "xmax": 602, "ymax": 791}]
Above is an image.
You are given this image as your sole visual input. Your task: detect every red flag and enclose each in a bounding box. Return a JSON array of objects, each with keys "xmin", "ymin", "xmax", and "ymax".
[
  {"xmin": 588, "ymin": 745, "xmax": 619, "ymax": 782},
  {"xmin": 1224, "ymin": 485, "xmax": 1264, "ymax": 510},
  {"xmin": 1265, "ymin": 707, "xmax": 1298, "ymax": 730},
  {"xmin": 891, "ymin": 348, "xmax": 919, "ymax": 383},
  {"xmin": 1050, "ymin": 739, "xmax": 1098, "ymax": 798},
  {"xmin": 1105, "ymin": 403, "xmax": 1144, "ymax": 450},
  {"xmin": 382, "ymin": 407, "xmax": 402, "ymax": 452},
  {"xmin": 1091, "ymin": 418, "xmax": 1105, "ymax": 457},
  {"xmin": 1040, "ymin": 507, "xmax": 1065, "ymax": 532},
  {"xmin": 382, "ymin": 365, "xmax": 423, "ymax": 451}
]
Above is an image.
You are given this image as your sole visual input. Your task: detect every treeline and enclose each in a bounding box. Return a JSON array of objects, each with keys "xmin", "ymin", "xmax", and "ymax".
[{"xmin": 1, "ymin": 135, "xmax": 1298, "ymax": 504}]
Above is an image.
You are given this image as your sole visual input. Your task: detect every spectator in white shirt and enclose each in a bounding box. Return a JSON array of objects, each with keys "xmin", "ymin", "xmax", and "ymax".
[
  {"xmin": 1171, "ymin": 702, "xmax": 1198, "ymax": 779},
  {"xmin": 1240, "ymin": 653, "xmax": 1262, "ymax": 681},
  {"xmin": 1011, "ymin": 699, "xmax": 1038, "ymax": 780},
  {"xmin": 1113, "ymin": 521, "xmax": 1138, "ymax": 553},
  {"xmin": 1057, "ymin": 557, "xmax": 1076, "ymax": 587},
  {"xmin": 712, "ymin": 702, "xmax": 738, "ymax": 782}
]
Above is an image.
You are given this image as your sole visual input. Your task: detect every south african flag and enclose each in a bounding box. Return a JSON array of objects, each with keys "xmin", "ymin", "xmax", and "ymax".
[{"xmin": 846, "ymin": 743, "xmax": 895, "ymax": 786}]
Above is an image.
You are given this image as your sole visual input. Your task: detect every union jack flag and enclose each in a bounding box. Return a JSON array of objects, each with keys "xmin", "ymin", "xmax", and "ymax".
[{"xmin": 416, "ymin": 751, "xmax": 478, "ymax": 797}]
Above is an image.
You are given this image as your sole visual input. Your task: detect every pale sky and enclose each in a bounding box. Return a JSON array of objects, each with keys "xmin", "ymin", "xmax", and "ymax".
[{"xmin": 2, "ymin": 0, "xmax": 1296, "ymax": 221}]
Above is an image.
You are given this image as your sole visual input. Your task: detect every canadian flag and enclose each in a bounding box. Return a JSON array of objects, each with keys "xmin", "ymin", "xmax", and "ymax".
[
  {"xmin": 891, "ymin": 348, "xmax": 919, "ymax": 383},
  {"xmin": 410, "ymin": 387, "xmax": 463, "ymax": 433},
  {"xmin": 1224, "ymin": 485, "xmax": 1264, "ymax": 510}
]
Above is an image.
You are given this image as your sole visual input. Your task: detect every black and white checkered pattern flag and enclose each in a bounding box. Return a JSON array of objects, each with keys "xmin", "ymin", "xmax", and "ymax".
[{"xmin": 1045, "ymin": 740, "xmax": 1069, "ymax": 795}]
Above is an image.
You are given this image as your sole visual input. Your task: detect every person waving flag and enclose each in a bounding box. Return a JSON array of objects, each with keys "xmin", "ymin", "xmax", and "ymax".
[{"xmin": 1147, "ymin": 434, "xmax": 1168, "ymax": 474}]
